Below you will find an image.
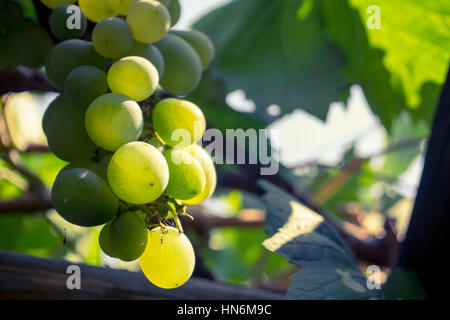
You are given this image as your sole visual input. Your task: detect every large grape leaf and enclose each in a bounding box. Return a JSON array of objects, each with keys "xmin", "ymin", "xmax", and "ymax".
[{"xmin": 259, "ymin": 180, "xmax": 383, "ymax": 299}]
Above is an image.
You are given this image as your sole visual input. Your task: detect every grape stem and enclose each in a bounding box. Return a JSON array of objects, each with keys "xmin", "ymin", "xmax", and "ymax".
[{"xmin": 174, "ymin": 215, "xmax": 184, "ymax": 234}]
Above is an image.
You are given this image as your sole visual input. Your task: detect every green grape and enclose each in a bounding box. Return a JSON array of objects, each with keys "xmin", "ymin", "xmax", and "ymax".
[
  {"xmin": 65, "ymin": 66, "xmax": 108, "ymax": 106},
  {"xmin": 8, "ymin": 21, "xmax": 53, "ymax": 68},
  {"xmin": 45, "ymin": 39, "xmax": 107, "ymax": 89},
  {"xmin": 92, "ymin": 17, "xmax": 133, "ymax": 58},
  {"xmin": 140, "ymin": 226, "xmax": 195, "ymax": 289},
  {"xmin": 99, "ymin": 221, "xmax": 117, "ymax": 257},
  {"xmin": 107, "ymin": 56, "xmax": 159, "ymax": 101},
  {"xmin": 156, "ymin": 0, "xmax": 171, "ymax": 7},
  {"xmin": 43, "ymin": 95, "xmax": 97, "ymax": 162},
  {"xmin": 0, "ymin": 36, "xmax": 15, "ymax": 68},
  {"xmin": 155, "ymin": 34, "xmax": 202, "ymax": 95},
  {"xmin": 85, "ymin": 93, "xmax": 143, "ymax": 151},
  {"xmin": 107, "ymin": 141, "xmax": 169, "ymax": 204},
  {"xmin": 61, "ymin": 160, "xmax": 107, "ymax": 180},
  {"xmin": 122, "ymin": 41, "xmax": 165, "ymax": 78},
  {"xmin": 78, "ymin": 0, "xmax": 116, "ymax": 22},
  {"xmin": 182, "ymin": 144, "xmax": 216, "ymax": 204},
  {"xmin": 164, "ymin": 148, "xmax": 206, "ymax": 201},
  {"xmin": 0, "ymin": 1, "xmax": 25, "ymax": 34},
  {"xmin": 41, "ymin": 0, "xmax": 76, "ymax": 9},
  {"xmin": 171, "ymin": 30, "xmax": 215, "ymax": 70},
  {"xmin": 152, "ymin": 98, "xmax": 205, "ymax": 147},
  {"xmin": 167, "ymin": 0, "xmax": 181, "ymax": 27},
  {"xmin": 108, "ymin": 211, "xmax": 148, "ymax": 261},
  {"xmin": 109, "ymin": 0, "xmax": 138, "ymax": 15},
  {"xmin": 49, "ymin": 4, "xmax": 87, "ymax": 40},
  {"xmin": 51, "ymin": 168, "xmax": 119, "ymax": 227},
  {"xmin": 126, "ymin": 0, "xmax": 170, "ymax": 43}
]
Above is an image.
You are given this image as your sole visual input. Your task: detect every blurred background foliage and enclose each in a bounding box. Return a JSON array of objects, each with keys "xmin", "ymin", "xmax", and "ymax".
[{"xmin": 1, "ymin": 0, "xmax": 449, "ymax": 296}]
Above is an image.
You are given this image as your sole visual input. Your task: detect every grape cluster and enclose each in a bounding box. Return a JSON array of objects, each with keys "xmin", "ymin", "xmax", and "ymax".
[{"xmin": 40, "ymin": 0, "xmax": 216, "ymax": 289}]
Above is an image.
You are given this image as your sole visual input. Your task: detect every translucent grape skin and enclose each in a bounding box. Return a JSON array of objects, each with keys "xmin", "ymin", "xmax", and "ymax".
[
  {"xmin": 171, "ymin": 30, "xmax": 215, "ymax": 70},
  {"xmin": 126, "ymin": 0, "xmax": 171, "ymax": 44},
  {"xmin": 41, "ymin": 0, "xmax": 76, "ymax": 9},
  {"xmin": 164, "ymin": 149, "xmax": 206, "ymax": 201},
  {"xmin": 78, "ymin": 0, "xmax": 116, "ymax": 22},
  {"xmin": 45, "ymin": 39, "xmax": 107, "ymax": 89},
  {"xmin": 107, "ymin": 141, "xmax": 169, "ymax": 205},
  {"xmin": 140, "ymin": 226, "xmax": 195, "ymax": 289},
  {"xmin": 155, "ymin": 34, "xmax": 202, "ymax": 95},
  {"xmin": 92, "ymin": 17, "xmax": 133, "ymax": 58},
  {"xmin": 107, "ymin": 56, "xmax": 159, "ymax": 101},
  {"xmin": 182, "ymin": 144, "xmax": 217, "ymax": 205},
  {"xmin": 43, "ymin": 95, "xmax": 97, "ymax": 162},
  {"xmin": 108, "ymin": 211, "xmax": 148, "ymax": 261},
  {"xmin": 99, "ymin": 221, "xmax": 117, "ymax": 257},
  {"xmin": 51, "ymin": 168, "xmax": 119, "ymax": 227},
  {"xmin": 109, "ymin": 0, "xmax": 138, "ymax": 15},
  {"xmin": 122, "ymin": 41, "xmax": 165, "ymax": 78},
  {"xmin": 85, "ymin": 93, "xmax": 144, "ymax": 151},
  {"xmin": 64, "ymin": 65, "xmax": 108, "ymax": 106},
  {"xmin": 49, "ymin": 4, "xmax": 87, "ymax": 40},
  {"xmin": 152, "ymin": 98, "xmax": 206, "ymax": 147}
]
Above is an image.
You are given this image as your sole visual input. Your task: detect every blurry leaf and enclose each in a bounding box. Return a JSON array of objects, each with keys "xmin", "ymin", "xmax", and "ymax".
[
  {"xmin": 76, "ymin": 228, "xmax": 101, "ymax": 266},
  {"xmin": 383, "ymin": 268, "xmax": 427, "ymax": 300},
  {"xmin": 19, "ymin": 152, "xmax": 67, "ymax": 187},
  {"xmin": 259, "ymin": 180, "xmax": 382, "ymax": 299}
]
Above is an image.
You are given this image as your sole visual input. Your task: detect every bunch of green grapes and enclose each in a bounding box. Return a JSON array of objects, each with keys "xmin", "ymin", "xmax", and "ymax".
[{"xmin": 40, "ymin": 0, "xmax": 216, "ymax": 289}]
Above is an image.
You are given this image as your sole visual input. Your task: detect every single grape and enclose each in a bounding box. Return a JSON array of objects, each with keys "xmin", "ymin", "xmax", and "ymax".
[
  {"xmin": 156, "ymin": 0, "xmax": 171, "ymax": 7},
  {"xmin": 41, "ymin": 0, "xmax": 76, "ymax": 9},
  {"xmin": 78, "ymin": 0, "xmax": 116, "ymax": 22},
  {"xmin": 109, "ymin": 0, "xmax": 138, "ymax": 15},
  {"xmin": 92, "ymin": 17, "xmax": 133, "ymax": 58},
  {"xmin": 51, "ymin": 168, "xmax": 119, "ymax": 227},
  {"xmin": 43, "ymin": 95, "xmax": 97, "ymax": 162},
  {"xmin": 167, "ymin": 0, "xmax": 180, "ymax": 27},
  {"xmin": 126, "ymin": 0, "xmax": 170, "ymax": 43},
  {"xmin": 49, "ymin": 4, "xmax": 87, "ymax": 40},
  {"xmin": 107, "ymin": 56, "xmax": 159, "ymax": 101},
  {"xmin": 85, "ymin": 93, "xmax": 143, "ymax": 151},
  {"xmin": 65, "ymin": 65, "xmax": 108, "ymax": 106},
  {"xmin": 171, "ymin": 30, "xmax": 215, "ymax": 70},
  {"xmin": 8, "ymin": 21, "xmax": 53, "ymax": 68},
  {"xmin": 107, "ymin": 141, "xmax": 169, "ymax": 204},
  {"xmin": 122, "ymin": 41, "xmax": 165, "ymax": 78},
  {"xmin": 0, "ymin": 1, "xmax": 25, "ymax": 34},
  {"xmin": 99, "ymin": 221, "xmax": 117, "ymax": 258},
  {"xmin": 61, "ymin": 160, "xmax": 107, "ymax": 180},
  {"xmin": 164, "ymin": 148, "xmax": 206, "ymax": 200},
  {"xmin": 182, "ymin": 144, "xmax": 216, "ymax": 204},
  {"xmin": 152, "ymin": 98, "xmax": 206, "ymax": 147},
  {"xmin": 108, "ymin": 211, "xmax": 148, "ymax": 261},
  {"xmin": 139, "ymin": 226, "xmax": 195, "ymax": 289},
  {"xmin": 155, "ymin": 34, "xmax": 202, "ymax": 95},
  {"xmin": 45, "ymin": 39, "xmax": 107, "ymax": 88}
]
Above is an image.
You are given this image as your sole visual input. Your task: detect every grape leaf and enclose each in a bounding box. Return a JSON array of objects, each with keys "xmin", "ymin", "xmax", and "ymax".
[{"xmin": 259, "ymin": 180, "xmax": 383, "ymax": 299}]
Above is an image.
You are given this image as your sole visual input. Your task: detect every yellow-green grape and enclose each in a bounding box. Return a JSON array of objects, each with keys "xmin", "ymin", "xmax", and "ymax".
[
  {"xmin": 65, "ymin": 65, "xmax": 108, "ymax": 106},
  {"xmin": 182, "ymin": 144, "xmax": 216, "ymax": 204},
  {"xmin": 92, "ymin": 17, "xmax": 133, "ymax": 58},
  {"xmin": 0, "ymin": 1, "xmax": 25, "ymax": 35},
  {"xmin": 49, "ymin": 4, "xmax": 87, "ymax": 40},
  {"xmin": 152, "ymin": 98, "xmax": 205, "ymax": 147},
  {"xmin": 171, "ymin": 30, "xmax": 215, "ymax": 70},
  {"xmin": 51, "ymin": 168, "xmax": 119, "ymax": 227},
  {"xmin": 43, "ymin": 95, "xmax": 97, "ymax": 162},
  {"xmin": 126, "ymin": 0, "xmax": 170, "ymax": 43},
  {"xmin": 62, "ymin": 160, "xmax": 107, "ymax": 180},
  {"xmin": 167, "ymin": 0, "xmax": 180, "ymax": 27},
  {"xmin": 155, "ymin": 34, "xmax": 202, "ymax": 95},
  {"xmin": 85, "ymin": 93, "xmax": 143, "ymax": 151},
  {"xmin": 107, "ymin": 141, "xmax": 169, "ymax": 204},
  {"xmin": 140, "ymin": 226, "xmax": 195, "ymax": 289},
  {"xmin": 99, "ymin": 221, "xmax": 116, "ymax": 257},
  {"xmin": 45, "ymin": 39, "xmax": 107, "ymax": 89},
  {"xmin": 107, "ymin": 56, "xmax": 159, "ymax": 101},
  {"xmin": 108, "ymin": 211, "xmax": 148, "ymax": 261},
  {"xmin": 8, "ymin": 21, "xmax": 53, "ymax": 68},
  {"xmin": 41, "ymin": 0, "xmax": 76, "ymax": 9},
  {"xmin": 164, "ymin": 148, "xmax": 206, "ymax": 201},
  {"xmin": 123, "ymin": 41, "xmax": 165, "ymax": 78},
  {"xmin": 78, "ymin": 0, "xmax": 116, "ymax": 22},
  {"xmin": 109, "ymin": 0, "xmax": 138, "ymax": 15}
]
